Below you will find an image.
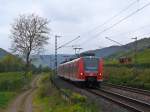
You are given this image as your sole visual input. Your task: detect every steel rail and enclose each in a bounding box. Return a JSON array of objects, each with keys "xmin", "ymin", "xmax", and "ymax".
[
  {"xmin": 55, "ymin": 78, "xmax": 150, "ymax": 112},
  {"xmin": 102, "ymin": 83, "xmax": 150, "ymax": 96},
  {"xmin": 86, "ymin": 88, "xmax": 150, "ymax": 112}
]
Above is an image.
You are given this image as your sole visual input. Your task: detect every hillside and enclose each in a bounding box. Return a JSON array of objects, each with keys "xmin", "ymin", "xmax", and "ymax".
[
  {"xmin": 83, "ymin": 37, "xmax": 150, "ymax": 58},
  {"xmin": 0, "ymin": 48, "xmax": 72, "ymax": 69},
  {"xmin": 31, "ymin": 54, "xmax": 73, "ymax": 68},
  {"xmin": 0, "ymin": 48, "xmax": 9, "ymax": 59},
  {"xmin": 33, "ymin": 38, "xmax": 150, "ymax": 68},
  {"xmin": 87, "ymin": 46, "xmax": 124, "ymax": 57},
  {"xmin": 1, "ymin": 38, "xmax": 149, "ymax": 68},
  {"xmin": 105, "ymin": 48, "xmax": 150, "ymax": 64}
]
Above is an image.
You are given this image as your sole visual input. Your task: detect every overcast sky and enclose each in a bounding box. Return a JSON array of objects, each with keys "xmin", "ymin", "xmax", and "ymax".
[{"xmin": 0, "ymin": 0, "xmax": 150, "ymax": 54}]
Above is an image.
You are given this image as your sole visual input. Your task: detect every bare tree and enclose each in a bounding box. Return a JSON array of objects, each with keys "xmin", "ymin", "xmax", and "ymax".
[{"xmin": 10, "ymin": 14, "xmax": 50, "ymax": 73}]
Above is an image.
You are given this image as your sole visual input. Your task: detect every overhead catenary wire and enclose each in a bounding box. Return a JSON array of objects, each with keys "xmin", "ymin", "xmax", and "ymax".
[
  {"xmin": 110, "ymin": 23, "xmax": 150, "ymax": 38},
  {"xmin": 105, "ymin": 37, "xmax": 123, "ymax": 46},
  {"xmin": 79, "ymin": 1, "xmax": 150, "ymax": 47},
  {"xmin": 52, "ymin": 0, "xmax": 138, "ymax": 52},
  {"xmin": 105, "ymin": 37, "xmax": 131, "ymax": 50},
  {"xmin": 57, "ymin": 36, "xmax": 80, "ymax": 50},
  {"xmin": 80, "ymin": 0, "xmax": 138, "ymax": 36}
]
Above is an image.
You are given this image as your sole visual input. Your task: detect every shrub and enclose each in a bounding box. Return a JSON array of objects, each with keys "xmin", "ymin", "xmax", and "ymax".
[
  {"xmin": 36, "ymin": 74, "xmax": 50, "ymax": 98},
  {"xmin": 71, "ymin": 93, "xmax": 86, "ymax": 103},
  {"xmin": 104, "ymin": 67, "xmax": 150, "ymax": 90},
  {"xmin": 0, "ymin": 72, "xmax": 25, "ymax": 91},
  {"xmin": 0, "ymin": 92, "xmax": 15, "ymax": 108}
]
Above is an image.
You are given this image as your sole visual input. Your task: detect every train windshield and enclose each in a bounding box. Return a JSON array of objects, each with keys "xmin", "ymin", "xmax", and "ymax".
[{"xmin": 83, "ymin": 58, "xmax": 99, "ymax": 72}]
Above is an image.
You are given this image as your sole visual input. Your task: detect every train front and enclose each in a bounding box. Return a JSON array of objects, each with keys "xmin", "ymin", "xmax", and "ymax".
[{"xmin": 80, "ymin": 57, "xmax": 103, "ymax": 87}]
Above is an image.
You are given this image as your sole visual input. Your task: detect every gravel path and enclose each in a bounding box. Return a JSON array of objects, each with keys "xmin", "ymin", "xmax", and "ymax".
[{"xmin": 6, "ymin": 75, "xmax": 39, "ymax": 112}]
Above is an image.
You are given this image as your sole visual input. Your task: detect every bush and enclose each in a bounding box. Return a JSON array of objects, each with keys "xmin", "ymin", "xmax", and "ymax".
[
  {"xmin": 36, "ymin": 74, "xmax": 50, "ymax": 98},
  {"xmin": 33, "ymin": 74, "xmax": 100, "ymax": 112},
  {"xmin": 71, "ymin": 93, "xmax": 86, "ymax": 103},
  {"xmin": 0, "ymin": 54, "xmax": 25, "ymax": 72},
  {"xmin": 0, "ymin": 72, "xmax": 25, "ymax": 91},
  {"xmin": 104, "ymin": 67, "xmax": 150, "ymax": 90},
  {"xmin": 0, "ymin": 92, "xmax": 15, "ymax": 108}
]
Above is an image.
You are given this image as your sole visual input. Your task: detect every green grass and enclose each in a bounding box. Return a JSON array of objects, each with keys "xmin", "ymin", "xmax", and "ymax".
[
  {"xmin": 105, "ymin": 48, "xmax": 150, "ymax": 65},
  {"xmin": 0, "ymin": 72, "xmax": 25, "ymax": 91},
  {"xmin": 136, "ymin": 48, "xmax": 150, "ymax": 63},
  {"xmin": 0, "ymin": 92, "xmax": 15, "ymax": 108},
  {"xmin": 104, "ymin": 48, "xmax": 150, "ymax": 90},
  {"xmin": 0, "ymin": 72, "xmax": 29, "ymax": 109},
  {"xmin": 104, "ymin": 67, "xmax": 150, "ymax": 90},
  {"xmin": 33, "ymin": 74, "xmax": 99, "ymax": 112}
]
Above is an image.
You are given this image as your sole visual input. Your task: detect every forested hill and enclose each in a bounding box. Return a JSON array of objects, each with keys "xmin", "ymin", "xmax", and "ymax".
[
  {"xmin": 31, "ymin": 54, "xmax": 73, "ymax": 68},
  {"xmin": 0, "ymin": 48, "xmax": 72, "ymax": 69},
  {"xmin": 83, "ymin": 37, "xmax": 150, "ymax": 58},
  {"xmin": 0, "ymin": 48, "xmax": 10, "ymax": 59},
  {"xmin": 1, "ymin": 37, "xmax": 149, "ymax": 68}
]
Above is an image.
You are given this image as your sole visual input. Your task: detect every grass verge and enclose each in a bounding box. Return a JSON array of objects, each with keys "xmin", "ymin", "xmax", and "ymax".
[
  {"xmin": 0, "ymin": 72, "xmax": 33, "ymax": 109},
  {"xmin": 104, "ymin": 67, "xmax": 150, "ymax": 90},
  {"xmin": 0, "ymin": 92, "xmax": 16, "ymax": 108},
  {"xmin": 33, "ymin": 73, "xmax": 99, "ymax": 112}
]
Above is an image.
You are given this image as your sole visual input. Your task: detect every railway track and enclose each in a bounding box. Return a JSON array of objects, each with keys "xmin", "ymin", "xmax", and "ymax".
[
  {"xmin": 86, "ymin": 88, "xmax": 150, "ymax": 112},
  {"xmin": 54, "ymin": 77, "xmax": 150, "ymax": 112},
  {"xmin": 102, "ymin": 83, "xmax": 150, "ymax": 96}
]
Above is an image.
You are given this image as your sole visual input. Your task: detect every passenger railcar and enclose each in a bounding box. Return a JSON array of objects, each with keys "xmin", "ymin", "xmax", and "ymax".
[{"xmin": 58, "ymin": 56, "xmax": 103, "ymax": 87}]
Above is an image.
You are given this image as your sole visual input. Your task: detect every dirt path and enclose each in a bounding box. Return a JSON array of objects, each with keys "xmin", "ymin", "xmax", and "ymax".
[{"xmin": 6, "ymin": 75, "xmax": 40, "ymax": 112}]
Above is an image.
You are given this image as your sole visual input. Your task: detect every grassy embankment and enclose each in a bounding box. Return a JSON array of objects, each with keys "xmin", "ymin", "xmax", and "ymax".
[
  {"xmin": 33, "ymin": 74, "xmax": 99, "ymax": 112},
  {"xmin": 0, "ymin": 72, "xmax": 31, "ymax": 109},
  {"xmin": 104, "ymin": 48, "xmax": 150, "ymax": 90}
]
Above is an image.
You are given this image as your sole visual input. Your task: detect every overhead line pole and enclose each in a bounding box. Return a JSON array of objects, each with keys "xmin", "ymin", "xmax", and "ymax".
[
  {"xmin": 73, "ymin": 47, "xmax": 82, "ymax": 55},
  {"xmin": 132, "ymin": 37, "xmax": 138, "ymax": 76},
  {"xmin": 132, "ymin": 37, "xmax": 138, "ymax": 64},
  {"xmin": 55, "ymin": 35, "xmax": 61, "ymax": 75},
  {"xmin": 54, "ymin": 35, "xmax": 80, "ymax": 76}
]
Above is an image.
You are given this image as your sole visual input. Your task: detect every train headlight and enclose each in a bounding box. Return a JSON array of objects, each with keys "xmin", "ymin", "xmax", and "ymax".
[
  {"xmin": 80, "ymin": 73, "xmax": 83, "ymax": 76},
  {"xmin": 99, "ymin": 73, "xmax": 102, "ymax": 76}
]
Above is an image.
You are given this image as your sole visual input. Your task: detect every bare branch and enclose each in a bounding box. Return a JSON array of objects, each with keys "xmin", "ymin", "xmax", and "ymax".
[{"xmin": 10, "ymin": 13, "xmax": 50, "ymax": 71}]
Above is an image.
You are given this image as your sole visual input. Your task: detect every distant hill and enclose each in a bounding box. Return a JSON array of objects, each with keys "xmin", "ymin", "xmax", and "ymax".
[
  {"xmin": 87, "ymin": 46, "xmax": 124, "ymax": 57},
  {"xmin": 83, "ymin": 37, "xmax": 150, "ymax": 58},
  {"xmin": 0, "ymin": 48, "xmax": 10, "ymax": 59},
  {"xmin": 1, "ymin": 37, "xmax": 149, "ymax": 67},
  {"xmin": 21, "ymin": 38, "xmax": 150, "ymax": 68},
  {"xmin": 0, "ymin": 48, "xmax": 73, "ymax": 69},
  {"xmin": 0, "ymin": 48, "xmax": 73, "ymax": 68},
  {"xmin": 31, "ymin": 54, "xmax": 73, "ymax": 68}
]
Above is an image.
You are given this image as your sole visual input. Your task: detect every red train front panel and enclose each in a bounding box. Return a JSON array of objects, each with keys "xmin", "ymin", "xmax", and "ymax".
[{"xmin": 79, "ymin": 57, "xmax": 103, "ymax": 82}]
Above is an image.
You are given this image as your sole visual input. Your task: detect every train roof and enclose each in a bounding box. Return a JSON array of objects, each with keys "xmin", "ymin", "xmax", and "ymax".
[{"xmin": 59, "ymin": 56, "xmax": 99, "ymax": 66}]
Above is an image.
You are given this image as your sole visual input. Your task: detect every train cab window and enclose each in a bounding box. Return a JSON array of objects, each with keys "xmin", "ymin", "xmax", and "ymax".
[{"xmin": 83, "ymin": 57, "xmax": 98, "ymax": 72}]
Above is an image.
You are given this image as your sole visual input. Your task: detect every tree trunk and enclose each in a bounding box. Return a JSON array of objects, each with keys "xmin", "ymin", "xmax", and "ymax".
[{"xmin": 25, "ymin": 52, "xmax": 30, "ymax": 79}]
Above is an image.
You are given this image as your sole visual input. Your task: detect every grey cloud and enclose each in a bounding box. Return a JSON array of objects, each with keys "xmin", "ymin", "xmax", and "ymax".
[{"xmin": 0, "ymin": 0, "xmax": 150, "ymax": 54}]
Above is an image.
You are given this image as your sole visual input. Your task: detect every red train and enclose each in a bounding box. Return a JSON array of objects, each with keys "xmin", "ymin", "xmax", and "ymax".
[{"xmin": 58, "ymin": 56, "xmax": 103, "ymax": 87}]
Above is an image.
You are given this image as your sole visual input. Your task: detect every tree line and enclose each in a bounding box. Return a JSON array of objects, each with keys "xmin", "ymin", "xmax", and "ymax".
[
  {"xmin": 0, "ymin": 54, "xmax": 24, "ymax": 72},
  {"xmin": 0, "ymin": 54, "xmax": 51, "ymax": 73}
]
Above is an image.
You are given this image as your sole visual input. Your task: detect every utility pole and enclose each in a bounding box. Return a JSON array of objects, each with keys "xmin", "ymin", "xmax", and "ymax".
[
  {"xmin": 132, "ymin": 37, "xmax": 138, "ymax": 76},
  {"xmin": 73, "ymin": 47, "xmax": 82, "ymax": 56},
  {"xmin": 132, "ymin": 37, "xmax": 138, "ymax": 65},
  {"xmin": 53, "ymin": 35, "xmax": 80, "ymax": 75},
  {"xmin": 55, "ymin": 35, "xmax": 61, "ymax": 75},
  {"xmin": 50, "ymin": 55, "xmax": 52, "ymax": 69}
]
